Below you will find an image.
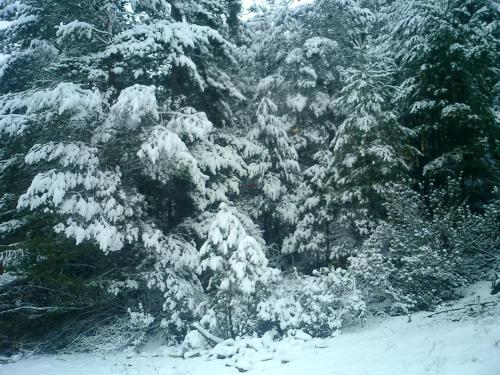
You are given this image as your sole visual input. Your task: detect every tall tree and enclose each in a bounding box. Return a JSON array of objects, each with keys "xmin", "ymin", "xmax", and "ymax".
[
  {"xmin": 385, "ymin": 0, "xmax": 500, "ymax": 206},
  {"xmin": 328, "ymin": 39, "xmax": 415, "ymax": 238},
  {"xmin": 0, "ymin": 0, "xmax": 247, "ymax": 348},
  {"xmin": 246, "ymin": 97, "xmax": 301, "ymax": 247}
]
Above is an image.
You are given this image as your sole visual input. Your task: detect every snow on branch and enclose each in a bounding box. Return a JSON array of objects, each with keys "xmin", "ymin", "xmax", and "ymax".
[{"xmin": 191, "ymin": 322, "xmax": 223, "ymax": 345}]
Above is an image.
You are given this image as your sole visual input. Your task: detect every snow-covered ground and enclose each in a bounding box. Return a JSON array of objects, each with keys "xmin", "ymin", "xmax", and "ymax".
[{"xmin": 3, "ymin": 282, "xmax": 499, "ymax": 375}]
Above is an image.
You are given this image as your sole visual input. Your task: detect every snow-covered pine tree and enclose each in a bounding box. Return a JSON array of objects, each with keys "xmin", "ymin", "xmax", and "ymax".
[
  {"xmin": 241, "ymin": 2, "xmax": 339, "ymax": 267},
  {"xmin": 0, "ymin": 0, "xmax": 248, "ymax": 348},
  {"xmin": 1, "ymin": 0, "xmax": 498, "ymax": 354},
  {"xmin": 198, "ymin": 203, "xmax": 279, "ymax": 339},
  {"xmin": 385, "ymin": 0, "xmax": 499, "ymax": 207},
  {"xmin": 0, "ymin": 0, "xmax": 145, "ymax": 350},
  {"xmin": 245, "ymin": 0, "xmax": 346, "ymax": 161},
  {"xmin": 282, "ymin": 150, "xmax": 355, "ymax": 270},
  {"xmin": 246, "ymin": 97, "xmax": 301, "ymax": 248},
  {"xmin": 244, "ymin": 0, "xmax": 379, "ymax": 266},
  {"xmin": 328, "ymin": 38, "xmax": 415, "ymax": 239},
  {"xmin": 168, "ymin": 0, "xmax": 241, "ymax": 34}
]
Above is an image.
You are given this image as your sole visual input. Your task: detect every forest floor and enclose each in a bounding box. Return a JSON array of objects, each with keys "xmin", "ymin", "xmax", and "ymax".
[{"xmin": 2, "ymin": 281, "xmax": 500, "ymax": 375}]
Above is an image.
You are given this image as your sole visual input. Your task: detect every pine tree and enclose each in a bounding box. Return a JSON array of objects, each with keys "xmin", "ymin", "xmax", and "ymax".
[
  {"xmin": 241, "ymin": 2, "xmax": 342, "ymax": 263},
  {"xmin": 198, "ymin": 203, "xmax": 279, "ymax": 339},
  {"xmin": 385, "ymin": 0, "xmax": 500, "ymax": 206},
  {"xmin": 0, "ymin": 0, "xmax": 247, "ymax": 347},
  {"xmin": 246, "ymin": 97, "xmax": 301, "ymax": 246},
  {"xmin": 282, "ymin": 150, "xmax": 356, "ymax": 270},
  {"xmin": 244, "ymin": 0, "xmax": 379, "ymax": 264},
  {"xmin": 0, "ymin": 0, "xmax": 136, "ymax": 350},
  {"xmin": 328, "ymin": 39, "xmax": 415, "ymax": 237}
]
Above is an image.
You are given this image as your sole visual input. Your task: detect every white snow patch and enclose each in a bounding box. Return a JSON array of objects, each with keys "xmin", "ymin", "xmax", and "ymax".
[
  {"xmin": 3, "ymin": 282, "xmax": 500, "ymax": 374},
  {"xmin": 0, "ymin": 20, "xmax": 12, "ymax": 30}
]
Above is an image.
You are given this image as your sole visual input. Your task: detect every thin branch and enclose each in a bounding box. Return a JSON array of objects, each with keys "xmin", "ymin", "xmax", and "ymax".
[
  {"xmin": 0, "ymin": 304, "xmax": 93, "ymax": 315},
  {"xmin": 425, "ymin": 301, "xmax": 497, "ymax": 318}
]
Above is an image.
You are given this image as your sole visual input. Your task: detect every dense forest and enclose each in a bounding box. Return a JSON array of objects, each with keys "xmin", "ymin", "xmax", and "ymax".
[{"xmin": 0, "ymin": 0, "xmax": 499, "ymax": 356}]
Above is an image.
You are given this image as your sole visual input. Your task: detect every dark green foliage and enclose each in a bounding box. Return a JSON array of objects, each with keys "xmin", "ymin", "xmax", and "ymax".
[
  {"xmin": 387, "ymin": 0, "xmax": 500, "ymax": 207},
  {"xmin": 0, "ymin": 230, "xmax": 130, "ymax": 352}
]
